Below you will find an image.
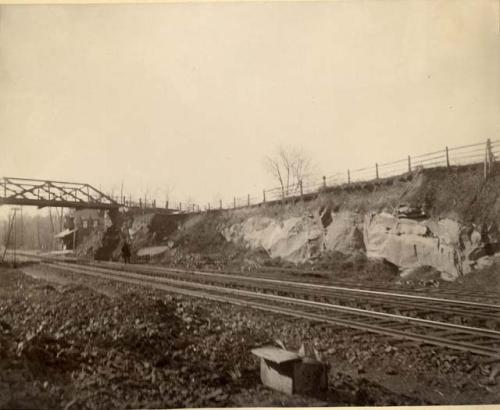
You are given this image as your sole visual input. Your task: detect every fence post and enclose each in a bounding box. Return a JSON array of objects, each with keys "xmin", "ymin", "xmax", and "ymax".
[
  {"xmin": 263, "ymin": 190, "xmax": 266, "ymax": 203},
  {"xmin": 347, "ymin": 169, "xmax": 351, "ymax": 184},
  {"xmin": 166, "ymin": 200, "xmax": 169, "ymax": 209},
  {"xmin": 445, "ymin": 146, "xmax": 450, "ymax": 169},
  {"xmin": 139, "ymin": 198, "xmax": 142, "ymax": 208},
  {"xmin": 408, "ymin": 156, "xmax": 412, "ymax": 172},
  {"xmin": 179, "ymin": 202, "xmax": 182, "ymax": 211},
  {"xmin": 153, "ymin": 199, "xmax": 156, "ymax": 208},
  {"xmin": 233, "ymin": 197, "xmax": 236, "ymax": 209},
  {"xmin": 281, "ymin": 186, "xmax": 285, "ymax": 199},
  {"xmin": 299, "ymin": 180, "xmax": 303, "ymax": 197},
  {"xmin": 219, "ymin": 199, "xmax": 222, "ymax": 210},
  {"xmin": 322, "ymin": 176, "xmax": 326, "ymax": 188},
  {"xmin": 488, "ymin": 138, "xmax": 493, "ymax": 165},
  {"xmin": 375, "ymin": 163, "xmax": 379, "ymax": 180},
  {"xmin": 485, "ymin": 138, "xmax": 493, "ymax": 178},
  {"xmin": 247, "ymin": 194, "xmax": 250, "ymax": 206}
]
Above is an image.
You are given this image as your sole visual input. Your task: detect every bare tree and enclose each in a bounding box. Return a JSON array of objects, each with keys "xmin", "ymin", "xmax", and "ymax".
[
  {"xmin": 142, "ymin": 185, "xmax": 150, "ymax": 207},
  {"xmin": 265, "ymin": 145, "xmax": 315, "ymax": 198},
  {"xmin": 163, "ymin": 184, "xmax": 175, "ymax": 208},
  {"xmin": 182, "ymin": 196, "xmax": 197, "ymax": 212}
]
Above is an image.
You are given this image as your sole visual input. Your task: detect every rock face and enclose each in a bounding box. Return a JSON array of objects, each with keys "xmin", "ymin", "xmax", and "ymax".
[
  {"xmin": 364, "ymin": 213, "xmax": 461, "ymax": 280},
  {"xmin": 324, "ymin": 211, "xmax": 365, "ymax": 254},
  {"xmin": 222, "ymin": 216, "xmax": 323, "ymax": 264},
  {"xmin": 222, "ymin": 209, "xmax": 497, "ymax": 280}
]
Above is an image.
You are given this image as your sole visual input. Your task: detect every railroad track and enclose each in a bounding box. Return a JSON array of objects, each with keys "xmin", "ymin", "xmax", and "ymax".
[
  {"xmin": 43, "ymin": 261, "xmax": 500, "ymax": 359},
  {"xmin": 220, "ymin": 265, "xmax": 500, "ymax": 302},
  {"xmin": 95, "ymin": 261, "xmax": 500, "ymax": 305},
  {"xmin": 77, "ymin": 260, "xmax": 500, "ymax": 326},
  {"xmin": 14, "ymin": 252, "xmax": 500, "ymax": 325},
  {"xmin": 13, "ymin": 250, "xmax": 500, "ymax": 301}
]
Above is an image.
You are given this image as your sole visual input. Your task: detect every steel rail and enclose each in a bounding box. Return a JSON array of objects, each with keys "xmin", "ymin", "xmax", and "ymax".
[
  {"xmin": 14, "ymin": 250, "xmax": 500, "ymax": 311},
  {"xmin": 52, "ymin": 261, "xmax": 500, "ymax": 334},
  {"xmin": 248, "ymin": 265, "xmax": 500, "ymax": 300},
  {"xmin": 14, "ymin": 250, "xmax": 500, "ymax": 326},
  {"xmin": 44, "ymin": 262, "xmax": 500, "ymax": 358},
  {"xmin": 14, "ymin": 250, "xmax": 500, "ymax": 303},
  {"xmin": 99, "ymin": 269, "xmax": 500, "ymax": 323},
  {"xmin": 86, "ymin": 260, "xmax": 500, "ymax": 311}
]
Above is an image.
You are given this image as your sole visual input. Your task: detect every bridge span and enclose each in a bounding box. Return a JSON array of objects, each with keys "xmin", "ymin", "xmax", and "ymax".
[{"xmin": 0, "ymin": 177, "xmax": 119, "ymax": 210}]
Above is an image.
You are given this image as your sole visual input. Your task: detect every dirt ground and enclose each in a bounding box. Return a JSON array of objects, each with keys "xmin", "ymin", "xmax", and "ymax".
[{"xmin": 1, "ymin": 263, "xmax": 499, "ymax": 409}]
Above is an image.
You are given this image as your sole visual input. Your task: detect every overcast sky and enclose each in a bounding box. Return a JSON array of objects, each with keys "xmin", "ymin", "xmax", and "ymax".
[{"xmin": 0, "ymin": 0, "xmax": 499, "ymax": 212}]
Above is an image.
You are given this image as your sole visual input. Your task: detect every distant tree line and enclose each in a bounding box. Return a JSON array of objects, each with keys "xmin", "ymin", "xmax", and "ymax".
[{"xmin": 0, "ymin": 210, "xmax": 67, "ymax": 251}]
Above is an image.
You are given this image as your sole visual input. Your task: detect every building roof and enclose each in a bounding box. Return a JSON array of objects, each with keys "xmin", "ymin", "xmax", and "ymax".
[{"xmin": 54, "ymin": 228, "xmax": 77, "ymax": 239}]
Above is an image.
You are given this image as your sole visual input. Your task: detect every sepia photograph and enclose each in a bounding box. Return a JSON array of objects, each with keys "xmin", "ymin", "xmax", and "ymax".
[{"xmin": 0, "ymin": 0, "xmax": 499, "ymax": 408}]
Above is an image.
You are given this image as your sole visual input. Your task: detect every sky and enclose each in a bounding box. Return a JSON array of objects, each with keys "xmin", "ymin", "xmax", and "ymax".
[{"xmin": 0, "ymin": 0, "xmax": 499, "ymax": 214}]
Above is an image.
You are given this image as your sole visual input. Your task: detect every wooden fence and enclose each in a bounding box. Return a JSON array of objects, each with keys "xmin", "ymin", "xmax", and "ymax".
[{"xmin": 110, "ymin": 138, "xmax": 499, "ymax": 213}]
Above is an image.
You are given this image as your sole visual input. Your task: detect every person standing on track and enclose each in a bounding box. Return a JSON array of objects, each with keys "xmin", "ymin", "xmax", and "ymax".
[{"xmin": 121, "ymin": 241, "xmax": 131, "ymax": 264}]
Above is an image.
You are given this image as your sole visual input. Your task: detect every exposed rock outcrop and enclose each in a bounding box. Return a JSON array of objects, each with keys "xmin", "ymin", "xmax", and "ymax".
[
  {"xmin": 222, "ymin": 216, "xmax": 323, "ymax": 263},
  {"xmin": 363, "ymin": 213, "xmax": 461, "ymax": 280},
  {"xmin": 323, "ymin": 211, "xmax": 365, "ymax": 254},
  {"xmin": 223, "ymin": 209, "xmax": 497, "ymax": 281}
]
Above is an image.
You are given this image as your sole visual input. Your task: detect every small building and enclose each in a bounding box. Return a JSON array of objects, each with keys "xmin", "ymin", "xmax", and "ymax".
[{"xmin": 55, "ymin": 209, "xmax": 107, "ymax": 250}]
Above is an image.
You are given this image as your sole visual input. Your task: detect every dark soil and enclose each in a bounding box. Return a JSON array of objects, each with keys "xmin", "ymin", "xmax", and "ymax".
[{"xmin": 1, "ymin": 265, "xmax": 499, "ymax": 409}]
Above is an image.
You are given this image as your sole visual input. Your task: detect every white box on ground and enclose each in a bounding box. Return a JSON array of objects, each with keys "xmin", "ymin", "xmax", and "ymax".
[{"xmin": 251, "ymin": 346, "xmax": 328, "ymax": 396}]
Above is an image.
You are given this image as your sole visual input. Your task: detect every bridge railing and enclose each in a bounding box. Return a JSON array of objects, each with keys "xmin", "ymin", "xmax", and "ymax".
[{"xmin": 0, "ymin": 177, "xmax": 118, "ymax": 209}]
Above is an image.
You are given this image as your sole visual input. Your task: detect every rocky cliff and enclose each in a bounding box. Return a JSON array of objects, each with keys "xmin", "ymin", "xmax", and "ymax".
[
  {"xmin": 221, "ymin": 165, "xmax": 500, "ymax": 281},
  {"xmin": 85, "ymin": 164, "xmax": 500, "ymax": 281}
]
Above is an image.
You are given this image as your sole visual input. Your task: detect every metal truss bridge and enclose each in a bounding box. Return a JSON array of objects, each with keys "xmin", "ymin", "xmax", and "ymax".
[{"xmin": 0, "ymin": 177, "xmax": 119, "ymax": 210}]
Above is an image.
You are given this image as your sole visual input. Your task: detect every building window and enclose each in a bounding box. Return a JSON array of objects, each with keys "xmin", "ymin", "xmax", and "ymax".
[
  {"xmin": 82, "ymin": 220, "xmax": 88, "ymax": 229},
  {"xmin": 93, "ymin": 220, "xmax": 99, "ymax": 228}
]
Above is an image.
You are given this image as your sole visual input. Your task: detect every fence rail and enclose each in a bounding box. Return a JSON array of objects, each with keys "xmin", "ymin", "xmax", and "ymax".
[{"xmin": 110, "ymin": 138, "xmax": 498, "ymax": 214}]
